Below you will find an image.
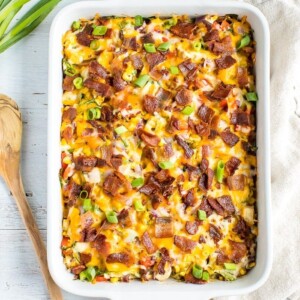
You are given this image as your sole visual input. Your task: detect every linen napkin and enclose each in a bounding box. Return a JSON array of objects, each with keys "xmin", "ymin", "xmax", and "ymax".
[{"xmin": 216, "ymin": 0, "xmax": 300, "ymax": 299}]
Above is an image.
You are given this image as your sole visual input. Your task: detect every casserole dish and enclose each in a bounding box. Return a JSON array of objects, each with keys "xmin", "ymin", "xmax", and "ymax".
[{"xmin": 47, "ymin": 1, "xmax": 271, "ymax": 299}]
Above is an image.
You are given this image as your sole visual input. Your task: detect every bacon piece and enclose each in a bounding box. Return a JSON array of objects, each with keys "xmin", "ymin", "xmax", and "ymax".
[
  {"xmin": 220, "ymin": 129, "xmax": 239, "ymax": 147},
  {"xmin": 103, "ymin": 173, "xmax": 123, "ymax": 196},
  {"xmin": 225, "ymin": 157, "xmax": 241, "ymax": 175},
  {"xmin": 198, "ymin": 168, "xmax": 214, "ymax": 192},
  {"xmin": 63, "ymin": 76, "xmax": 75, "ymax": 91},
  {"xmin": 157, "ymin": 247, "xmax": 173, "ymax": 275},
  {"xmin": 198, "ymin": 235, "xmax": 206, "ymax": 244},
  {"xmin": 100, "ymin": 106, "xmax": 114, "ymax": 122},
  {"xmin": 149, "ymin": 68, "xmax": 168, "ymax": 81},
  {"xmin": 80, "ymin": 253, "xmax": 92, "ymax": 264},
  {"xmin": 139, "ymin": 183, "xmax": 159, "ymax": 196},
  {"xmin": 175, "ymin": 135, "xmax": 194, "ymax": 158},
  {"xmin": 200, "ymin": 158, "xmax": 209, "ymax": 173},
  {"xmin": 215, "ymin": 55, "xmax": 236, "ymax": 70},
  {"xmin": 207, "ymin": 197, "xmax": 225, "ymax": 216},
  {"xmin": 62, "ymin": 108, "xmax": 77, "ymax": 124},
  {"xmin": 71, "ymin": 265, "xmax": 86, "ymax": 275},
  {"xmin": 142, "ymin": 231, "xmax": 157, "ymax": 254},
  {"xmin": 141, "ymin": 33, "xmax": 154, "ymax": 44},
  {"xmin": 170, "ymin": 22, "xmax": 197, "ymax": 39},
  {"xmin": 118, "ymin": 209, "xmax": 132, "ymax": 227},
  {"xmin": 81, "ymin": 128, "xmax": 97, "ymax": 137},
  {"xmin": 237, "ymin": 67, "xmax": 248, "ymax": 87},
  {"xmin": 185, "ymin": 221, "xmax": 200, "ymax": 235},
  {"xmin": 110, "ymin": 154, "xmax": 123, "ymax": 169},
  {"xmin": 74, "ymin": 156, "xmax": 97, "ymax": 172},
  {"xmin": 231, "ymin": 110, "xmax": 250, "ymax": 126},
  {"xmin": 199, "ymin": 196, "xmax": 213, "ymax": 216},
  {"xmin": 229, "ymin": 240, "xmax": 247, "ymax": 263},
  {"xmin": 183, "ymin": 189, "xmax": 195, "ymax": 207},
  {"xmin": 150, "ymin": 192, "xmax": 165, "ymax": 209},
  {"xmin": 83, "ymin": 227, "xmax": 98, "ymax": 242},
  {"xmin": 175, "ymin": 87, "xmax": 193, "ymax": 106},
  {"xmin": 227, "ymin": 174, "xmax": 246, "ymax": 191},
  {"xmin": 203, "ymin": 29, "xmax": 220, "ymax": 42},
  {"xmin": 83, "ymin": 79, "xmax": 112, "ymax": 97},
  {"xmin": 209, "ymin": 224, "xmax": 223, "ymax": 243},
  {"xmin": 163, "ymin": 143, "xmax": 174, "ymax": 158},
  {"xmin": 216, "ymin": 250, "xmax": 230, "ymax": 265},
  {"xmin": 142, "ymin": 146, "xmax": 157, "ymax": 167},
  {"xmin": 233, "ymin": 218, "xmax": 251, "ymax": 239},
  {"xmin": 184, "ymin": 164, "xmax": 200, "ymax": 181},
  {"xmin": 93, "ymin": 234, "xmax": 110, "ymax": 256},
  {"xmin": 81, "ymin": 211, "xmax": 93, "ymax": 229},
  {"xmin": 140, "ymin": 130, "xmax": 160, "ymax": 147},
  {"xmin": 184, "ymin": 272, "xmax": 205, "ymax": 284},
  {"xmin": 211, "ymin": 36, "xmax": 234, "ymax": 54},
  {"xmin": 89, "ymin": 60, "xmax": 108, "ymax": 79},
  {"xmin": 146, "ymin": 52, "xmax": 165, "ymax": 70},
  {"xmin": 174, "ymin": 235, "xmax": 197, "ymax": 252},
  {"xmin": 143, "ymin": 95, "xmax": 159, "ymax": 114},
  {"xmin": 202, "ymin": 145, "xmax": 211, "ymax": 158},
  {"xmin": 155, "ymin": 217, "xmax": 174, "ymax": 238},
  {"xmin": 178, "ymin": 59, "xmax": 198, "ymax": 80},
  {"xmin": 76, "ymin": 25, "xmax": 93, "ymax": 46},
  {"xmin": 113, "ymin": 74, "xmax": 127, "ymax": 92},
  {"xmin": 167, "ymin": 116, "xmax": 180, "ymax": 133},
  {"xmin": 194, "ymin": 16, "xmax": 212, "ymax": 30},
  {"xmin": 198, "ymin": 104, "xmax": 215, "ymax": 124},
  {"xmin": 130, "ymin": 54, "xmax": 144, "ymax": 70},
  {"xmin": 195, "ymin": 122, "xmax": 210, "ymax": 137},
  {"xmin": 122, "ymin": 37, "xmax": 138, "ymax": 50},
  {"xmin": 210, "ymin": 82, "xmax": 234, "ymax": 99},
  {"xmin": 217, "ymin": 195, "xmax": 235, "ymax": 215},
  {"xmin": 106, "ymin": 252, "xmax": 132, "ymax": 266}
]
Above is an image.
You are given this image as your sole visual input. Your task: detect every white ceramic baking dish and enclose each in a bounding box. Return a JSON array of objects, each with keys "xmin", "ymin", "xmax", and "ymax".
[{"xmin": 47, "ymin": 1, "xmax": 272, "ymax": 299}]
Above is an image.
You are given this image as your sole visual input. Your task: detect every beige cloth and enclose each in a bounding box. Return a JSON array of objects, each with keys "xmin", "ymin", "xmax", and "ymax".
[{"xmin": 217, "ymin": 0, "xmax": 300, "ymax": 299}]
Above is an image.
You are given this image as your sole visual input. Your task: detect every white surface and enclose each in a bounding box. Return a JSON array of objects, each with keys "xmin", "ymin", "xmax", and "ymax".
[
  {"xmin": 48, "ymin": 1, "xmax": 271, "ymax": 299},
  {"xmin": 0, "ymin": 1, "xmax": 298, "ymax": 300}
]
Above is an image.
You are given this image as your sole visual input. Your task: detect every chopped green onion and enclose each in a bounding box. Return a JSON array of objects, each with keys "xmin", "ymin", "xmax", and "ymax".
[
  {"xmin": 245, "ymin": 92, "xmax": 258, "ymax": 101},
  {"xmin": 79, "ymin": 270, "xmax": 87, "ymax": 281},
  {"xmin": 79, "ymin": 267, "xmax": 96, "ymax": 282},
  {"xmin": 93, "ymin": 25, "xmax": 107, "ymax": 36},
  {"xmin": 131, "ymin": 178, "xmax": 144, "ymax": 188},
  {"xmin": 87, "ymin": 107, "xmax": 101, "ymax": 120},
  {"xmin": 198, "ymin": 209, "xmax": 207, "ymax": 221},
  {"xmin": 202, "ymin": 271, "xmax": 209, "ymax": 281},
  {"xmin": 157, "ymin": 42, "xmax": 170, "ymax": 52},
  {"xmin": 83, "ymin": 198, "xmax": 93, "ymax": 212},
  {"xmin": 90, "ymin": 40, "xmax": 100, "ymax": 50},
  {"xmin": 159, "ymin": 161, "xmax": 174, "ymax": 170},
  {"xmin": 192, "ymin": 265, "xmax": 203, "ymax": 279},
  {"xmin": 163, "ymin": 18, "xmax": 177, "ymax": 29},
  {"xmin": 63, "ymin": 60, "xmax": 78, "ymax": 77},
  {"xmin": 72, "ymin": 20, "xmax": 81, "ymax": 30},
  {"xmin": 133, "ymin": 74, "xmax": 150, "ymax": 87},
  {"xmin": 170, "ymin": 66, "xmax": 179, "ymax": 75},
  {"xmin": 79, "ymin": 190, "xmax": 88, "ymax": 199},
  {"xmin": 134, "ymin": 15, "xmax": 143, "ymax": 27},
  {"xmin": 134, "ymin": 199, "xmax": 145, "ymax": 211},
  {"xmin": 237, "ymin": 35, "xmax": 251, "ymax": 50},
  {"xmin": 216, "ymin": 160, "xmax": 225, "ymax": 183},
  {"xmin": 181, "ymin": 106, "xmax": 194, "ymax": 115},
  {"xmin": 218, "ymin": 270, "xmax": 236, "ymax": 281},
  {"xmin": 115, "ymin": 125, "xmax": 127, "ymax": 135},
  {"xmin": 144, "ymin": 43, "xmax": 156, "ymax": 53},
  {"xmin": 224, "ymin": 263, "xmax": 237, "ymax": 270},
  {"xmin": 193, "ymin": 41, "xmax": 202, "ymax": 51},
  {"xmin": 118, "ymin": 20, "xmax": 127, "ymax": 29},
  {"xmin": 73, "ymin": 77, "xmax": 83, "ymax": 89},
  {"xmin": 106, "ymin": 211, "xmax": 118, "ymax": 224},
  {"xmin": 121, "ymin": 137, "xmax": 128, "ymax": 147}
]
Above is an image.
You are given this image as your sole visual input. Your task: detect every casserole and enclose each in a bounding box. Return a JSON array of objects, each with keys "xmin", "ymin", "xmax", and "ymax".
[{"xmin": 48, "ymin": 1, "xmax": 271, "ymax": 299}]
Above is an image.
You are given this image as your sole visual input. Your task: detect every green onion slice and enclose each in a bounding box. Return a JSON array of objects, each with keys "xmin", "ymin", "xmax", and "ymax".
[
  {"xmin": 198, "ymin": 209, "xmax": 207, "ymax": 221},
  {"xmin": 192, "ymin": 265, "xmax": 203, "ymax": 279},
  {"xmin": 218, "ymin": 270, "xmax": 236, "ymax": 281},
  {"xmin": 115, "ymin": 125, "xmax": 127, "ymax": 135},
  {"xmin": 73, "ymin": 77, "xmax": 83, "ymax": 89},
  {"xmin": 133, "ymin": 199, "xmax": 145, "ymax": 211},
  {"xmin": 245, "ymin": 92, "xmax": 258, "ymax": 101},
  {"xmin": 181, "ymin": 106, "xmax": 194, "ymax": 115},
  {"xmin": 79, "ymin": 190, "xmax": 88, "ymax": 199},
  {"xmin": 83, "ymin": 198, "xmax": 93, "ymax": 212},
  {"xmin": 193, "ymin": 41, "xmax": 202, "ymax": 51},
  {"xmin": 157, "ymin": 42, "xmax": 170, "ymax": 52},
  {"xmin": 202, "ymin": 271, "xmax": 209, "ymax": 281},
  {"xmin": 72, "ymin": 20, "xmax": 81, "ymax": 30},
  {"xmin": 237, "ymin": 35, "xmax": 251, "ymax": 50},
  {"xmin": 224, "ymin": 263, "xmax": 237, "ymax": 270},
  {"xmin": 216, "ymin": 160, "xmax": 225, "ymax": 183},
  {"xmin": 106, "ymin": 211, "xmax": 118, "ymax": 224},
  {"xmin": 134, "ymin": 15, "xmax": 143, "ymax": 27},
  {"xmin": 133, "ymin": 74, "xmax": 150, "ymax": 87},
  {"xmin": 90, "ymin": 40, "xmax": 100, "ymax": 50},
  {"xmin": 144, "ymin": 43, "xmax": 156, "ymax": 53},
  {"xmin": 63, "ymin": 60, "xmax": 78, "ymax": 77},
  {"xmin": 87, "ymin": 107, "xmax": 101, "ymax": 120},
  {"xmin": 131, "ymin": 178, "xmax": 144, "ymax": 188},
  {"xmin": 170, "ymin": 66, "xmax": 179, "ymax": 75},
  {"xmin": 163, "ymin": 18, "xmax": 177, "ymax": 29},
  {"xmin": 159, "ymin": 161, "xmax": 174, "ymax": 170},
  {"xmin": 92, "ymin": 25, "xmax": 107, "ymax": 36}
]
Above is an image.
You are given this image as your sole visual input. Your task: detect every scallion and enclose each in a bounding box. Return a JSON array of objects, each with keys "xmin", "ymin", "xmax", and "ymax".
[
  {"xmin": 134, "ymin": 15, "xmax": 143, "ymax": 27},
  {"xmin": 73, "ymin": 77, "xmax": 83, "ymax": 89},
  {"xmin": 216, "ymin": 160, "xmax": 225, "ymax": 183},
  {"xmin": 131, "ymin": 178, "xmax": 144, "ymax": 188},
  {"xmin": 114, "ymin": 125, "xmax": 127, "ymax": 135},
  {"xmin": 181, "ymin": 106, "xmax": 194, "ymax": 115},
  {"xmin": 87, "ymin": 107, "xmax": 101, "ymax": 120},
  {"xmin": 224, "ymin": 263, "xmax": 237, "ymax": 271},
  {"xmin": 245, "ymin": 92, "xmax": 258, "ymax": 101},
  {"xmin": 72, "ymin": 20, "xmax": 81, "ymax": 30},
  {"xmin": 133, "ymin": 74, "xmax": 150, "ymax": 87},
  {"xmin": 144, "ymin": 43, "xmax": 156, "ymax": 53},
  {"xmin": 159, "ymin": 161, "xmax": 174, "ymax": 170},
  {"xmin": 192, "ymin": 265, "xmax": 203, "ymax": 279},
  {"xmin": 106, "ymin": 211, "xmax": 118, "ymax": 224},
  {"xmin": 79, "ymin": 267, "xmax": 96, "ymax": 282},
  {"xmin": 79, "ymin": 190, "xmax": 88, "ymax": 199},
  {"xmin": 163, "ymin": 18, "xmax": 177, "ymax": 29},
  {"xmin": 170, "ymin": 66, "xmax": 179, "ymax": 75},
  {"xmin": 133, "ymin": 199, "xmax": 145, "ymax": 211},
  {"xmin": 157, "ymin": 42, "xmax": 170, "ymax": 52},
  {"xmin": 83, "ymin": 198, "xmax": 93, "ymax": 212},
  {"xmin": 202, "ymin": 271, "xmax": 209, "ymax": 281},
  {"xmin": 92, "ymin": 25, "xmax": 107, "ymax": 36},
  {"xmin": 198, "ymin": 209, "xmax": 207, "ymax": 221},
  {"xmin": 90, "ymin": 40, "xmax": 100, "ymax": 50},
  {"xmin": 63, "ymin": 60, "xmax": 78, "ymax": 77},
  {"xmin": 237, "ymin": 35, "xmax": 251, "ymax": 50},
  {"xmin": 193, "ymin": 41, "xmax": 202, "ymax": 51}
]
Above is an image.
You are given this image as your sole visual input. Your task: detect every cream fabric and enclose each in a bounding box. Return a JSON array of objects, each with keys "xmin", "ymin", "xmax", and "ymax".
[{"xmin": 217, "ymin": 0, "xmax": 300, "ymax": 299}]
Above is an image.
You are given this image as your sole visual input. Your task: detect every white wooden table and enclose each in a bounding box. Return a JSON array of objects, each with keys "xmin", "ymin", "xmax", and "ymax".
[{"xmin": 0, "ymin": 1, "xmax": 97, "ymax": 299}]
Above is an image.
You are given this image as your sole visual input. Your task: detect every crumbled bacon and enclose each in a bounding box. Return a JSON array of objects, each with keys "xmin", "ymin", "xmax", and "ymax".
[
  {"xmin": 140, "ymin": 130, "xmax": 160, "ymax": 147},
  {"xmin": 185, "ymin": 221, "xmax": 201, "ymax": 235},
  {"xmin": 143, "ymin": 95, "xmax": 159, "ymax": 114},
  {"xmin": 170, "ymin": 22, "xmax": 197, "ymax": 39},
  {"xmin": 183, "ymin": 189, "xmax": 195, "ymax": 207},
  {"xmin": 113, "ymin": 74, "xmax": 127, "ymax": 91},
  {"xmin": 83, "ymin": 79, "xmax": 112, "ymax": 97},
  {"xmin": 217, "ymin": 195, "xmax": 235, "ymax": 215},
  {"xmin": 89, "ymin": 60, "xmax": 108, "ymax": 79},
  {"xmin": 209, "ymin": 224, "xmax": 223, "ymax": 243},
  {"xmin": 237, "ymin": 67, "xmax": 248, "ymax": 87},
  {"xmin": 233, "ymin": 217, "xmax": 251, "ymax": 239},
  {"xmin": 63, "ymin": 76, "xmax": 75, "ymax": 92},
  {"xmin": 225, "ymin": 157, "xmax": 241, "ymax": 175},
  {"xmin": 146, "ymin": 52, "xmax": 165, "ymax": 70},
  {"xmin": 130, "ymin": 54, "xmax": 144, "ymax": 70},
  {"xmin": 76, "ymin": 25, "xmax": 93, "ymax": 46},
  {"xmin": 227, "ymin": 174, "xmax": 246, "ymax": 191},
  {"xmin": 174, "ymin": 235, "xmax": 197, "ymax": 252},
  {"xmin": 74, "ymin": 156, "xmax": 97, "ymax": 172},
  {"xmin": 93, "ymin": 234, "xmax": 110, "ymax": 256},
  {"xmin": 80, "ymin": 253, "xmax": 92, "ymax": 264},
  {"xmin": 106, "ymin": 252, "xmax": 133, "ymax": 266},
  {"xmin": 215, "ymin": 55, "xmax": 236, "ymax": 70},
  {"xmin": 229, "ymin": 240, "xmax": 247, "ymax": 263},
  {"xmin": 184, "ymin": 272, "xmax": 205, "ymax": 284},
  {"xmin": 122, "ymin": 37, "xmax": 138, "ymax": 50},
  {"xmin": 142, "ymin": 231, "xmax": 157, "ymax": 254},
  {"xmin": 175, "ymin": 87, "xmax": 193, "ymax": 106},
  {"xmin": 71, "ymin": 265, "xmax": 86, "ymax": 275},
  {"xmin": 178, "ymin": 59, "xmax": 198, "ymax": 80},
  {"xmin": 198, "ymin": 104, "xmax": 215, "ymax": 124},
  {"xmin": 231, "ymin": 110, "xmax": 250, "ymax": 126},
  {"xmin": 209, "ymin": 82, "xmax": 234, "ymax": 100},
  {"xmin": 220, "ymin": 128, "xmax": 240, "ymax": 147},
  {"xmin": 199, "ymin": 196, "xmax": 213, "ymax": 216},
  {"xmin": 155, "ymin": 217, "xmax": 174, "ymax": 238},
  {"xmin": 141, "ymin": 33, "xmax": 155, "ymax": 44},
  {"xmin": 203, "ymin": 29, "xmax": 220, "ymax": 42},
  {"xmin": 175, "ymin": 135, "xmax": 194, "ymax": 158},
  {"xmin": 62, "ymin": 107, "xmax": 77, "ymax": 122}
]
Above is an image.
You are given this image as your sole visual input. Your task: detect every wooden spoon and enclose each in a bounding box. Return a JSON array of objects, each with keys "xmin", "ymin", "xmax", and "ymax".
[{"xmin": 0, "ymin": 94, "xmax": 62, "ymax": 300}]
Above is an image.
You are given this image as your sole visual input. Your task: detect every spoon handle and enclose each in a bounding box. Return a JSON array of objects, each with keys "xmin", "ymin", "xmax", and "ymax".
[{"xmin": 6, "ymin": 171, "xmax": 63, "ymax": 300}]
